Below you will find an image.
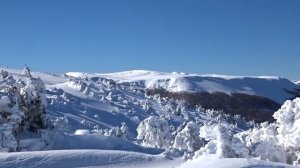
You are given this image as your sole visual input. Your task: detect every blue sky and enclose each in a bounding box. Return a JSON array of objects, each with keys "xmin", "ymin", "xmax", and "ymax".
[{"xmin": 0, "ymin": 0, "xmax": 299, "ymax": 79}]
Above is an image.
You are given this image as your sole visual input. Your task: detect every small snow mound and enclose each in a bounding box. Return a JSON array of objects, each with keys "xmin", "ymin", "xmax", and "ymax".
[{"xmin": 74, "ymin": 129, "xmax": 90, "ymax": 135}]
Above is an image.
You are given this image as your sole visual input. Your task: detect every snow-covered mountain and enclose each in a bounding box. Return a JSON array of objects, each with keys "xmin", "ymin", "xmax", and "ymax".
[
  {"xmin": 66, "ymin": 70, "xmax": 298, "ymax": 103},
  {"xmin": 1, "ymin": 67, "xmax": 300, "ymax": 168},
  {"xmin": 0, "ymin": 67, "xmax": 298, "ymax": 132},
  {"xmin": 3, "ymin": 67, "xmax": 297, "ymax": 103}
]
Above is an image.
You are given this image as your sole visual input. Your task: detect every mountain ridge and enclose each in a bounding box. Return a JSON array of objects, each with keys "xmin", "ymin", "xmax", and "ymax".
[{"xmin": 65, "ymin": 70, "xmax": 298, "ymax": 104}]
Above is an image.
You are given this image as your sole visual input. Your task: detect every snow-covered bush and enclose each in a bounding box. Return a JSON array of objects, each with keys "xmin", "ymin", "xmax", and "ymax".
[
  {"xmin": 232, "ymin": 98, "xmax": 300, "ymax": 165},
  {"xmin": 197, "ymin": 123, "xmax": 249, "ymax": 158},
  {"xmin": 183, "ymin": 98, "xmax": 300, "ymax": 165},
  {"xmin": 173, "ymin": 121, "xmax": 203, "ymax": 152},
  {"xmin": 92, "ymin": 122, "xmax": 129, "ymax": 140},
  {"xmin": 272, "ymin": 98, "xmax": 300, "ymax": 165},
  {"xmin": 237, "ymin": 122, "xmax": 286, "ymax": 162},
  {"xmin": 104, "ymin": 122, "xmax": 129, "ymax": 140},
  {"xmin": 273, "ymin": 98, "xmax": 300, "ymax": 149},
  {"xmin": 137, "ymin": 116, "xmax": 173, "ymax": 149},
  {"xmin": 67, "ymin": 80, "xmax": 87, "ymax": 92}
]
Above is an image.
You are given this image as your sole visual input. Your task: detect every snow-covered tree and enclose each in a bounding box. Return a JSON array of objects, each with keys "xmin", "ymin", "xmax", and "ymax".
[
  {"xmin": 19, "ymin": 76, "xmax": 50, "ymax": 132},
  {"xmin": 142, "ymin": 100, "xmax": 151, "ymax": 112},
  {"xmin": 0, "ymin": 68, "xmax": 54, "ymax": 152},
  {"xmin": 0, "ymin": 84, "xmax": 23, "ymax": 151},
  {"xmin": 137, "ymin": 116, "xmax": 173, "ymax": 149},
  {"xmin": 173, "ymin": 121, "xmax": 203, "ymax": 152},
  {"xmin": 22, "ymin": 65, "xmax": 32, "ymax": 78},
  {"xmin": 174, "ymin": 103, "xmax": 185, "ymax": 116},
  {"xmin": 106, "ymin": 91, "xmax": 116, "ymax": 101},
  {"xmin": 120, "ymin": 122, "xmax": 129, "ymax": 139},
  {"xmin": 55, "ymin": 115, "xmax": 68, "ymax": 131},
  {"xmin": 0, "ymin": 70, "xmax": 9, "ymax": 79}
]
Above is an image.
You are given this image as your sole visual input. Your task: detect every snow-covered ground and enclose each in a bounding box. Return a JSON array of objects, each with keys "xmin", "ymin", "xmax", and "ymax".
[
  {"xmin": 0, "ymin": 151, "xmax": 295, "ymax": 168},
  {"xmin": 0, "ymin": 150, "xmax": 182, "ymax": 168},
  {"xmin": 178, "ymin": 154, "xmax": 295, "ymax": 168},
  {"xmin": 1, "ymin": 67, "xmax": 300, "ymax": 168}
]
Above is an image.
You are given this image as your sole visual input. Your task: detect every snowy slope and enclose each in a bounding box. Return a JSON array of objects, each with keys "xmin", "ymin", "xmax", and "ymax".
[
  {"xmin": 0, "ymin": 67, "xmax": 186, "ymax": 138},
  {"xmin": 178, "ymin": 154, "xmax": 295, "ymax": 168},
  {"xmin": 0, "ymin": 67, "xmax": 66, "ymax": 84},
  {"xmin": 66, "ymin": 70, "xmax": 298, "ymax": 103},
  {"xmin": 0, "ymin": 150, "xmax": 182, "ymax": 168},
  {"xmin": 0, "ymin": 150, "xmax": 295, "ymax": 168},
  {"xmin": 50, "ymin": 133, "xmax": 163, "ymax": 154}
]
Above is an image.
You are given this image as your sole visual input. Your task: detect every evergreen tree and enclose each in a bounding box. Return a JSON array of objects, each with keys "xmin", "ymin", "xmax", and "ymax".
[
  {"xmin": 22, "ymin": 64, "xmax": 32, "ymax": 78},
  {"xmin": 19, "ymin": 74, "xmax": 50, "ymax": 132}
]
